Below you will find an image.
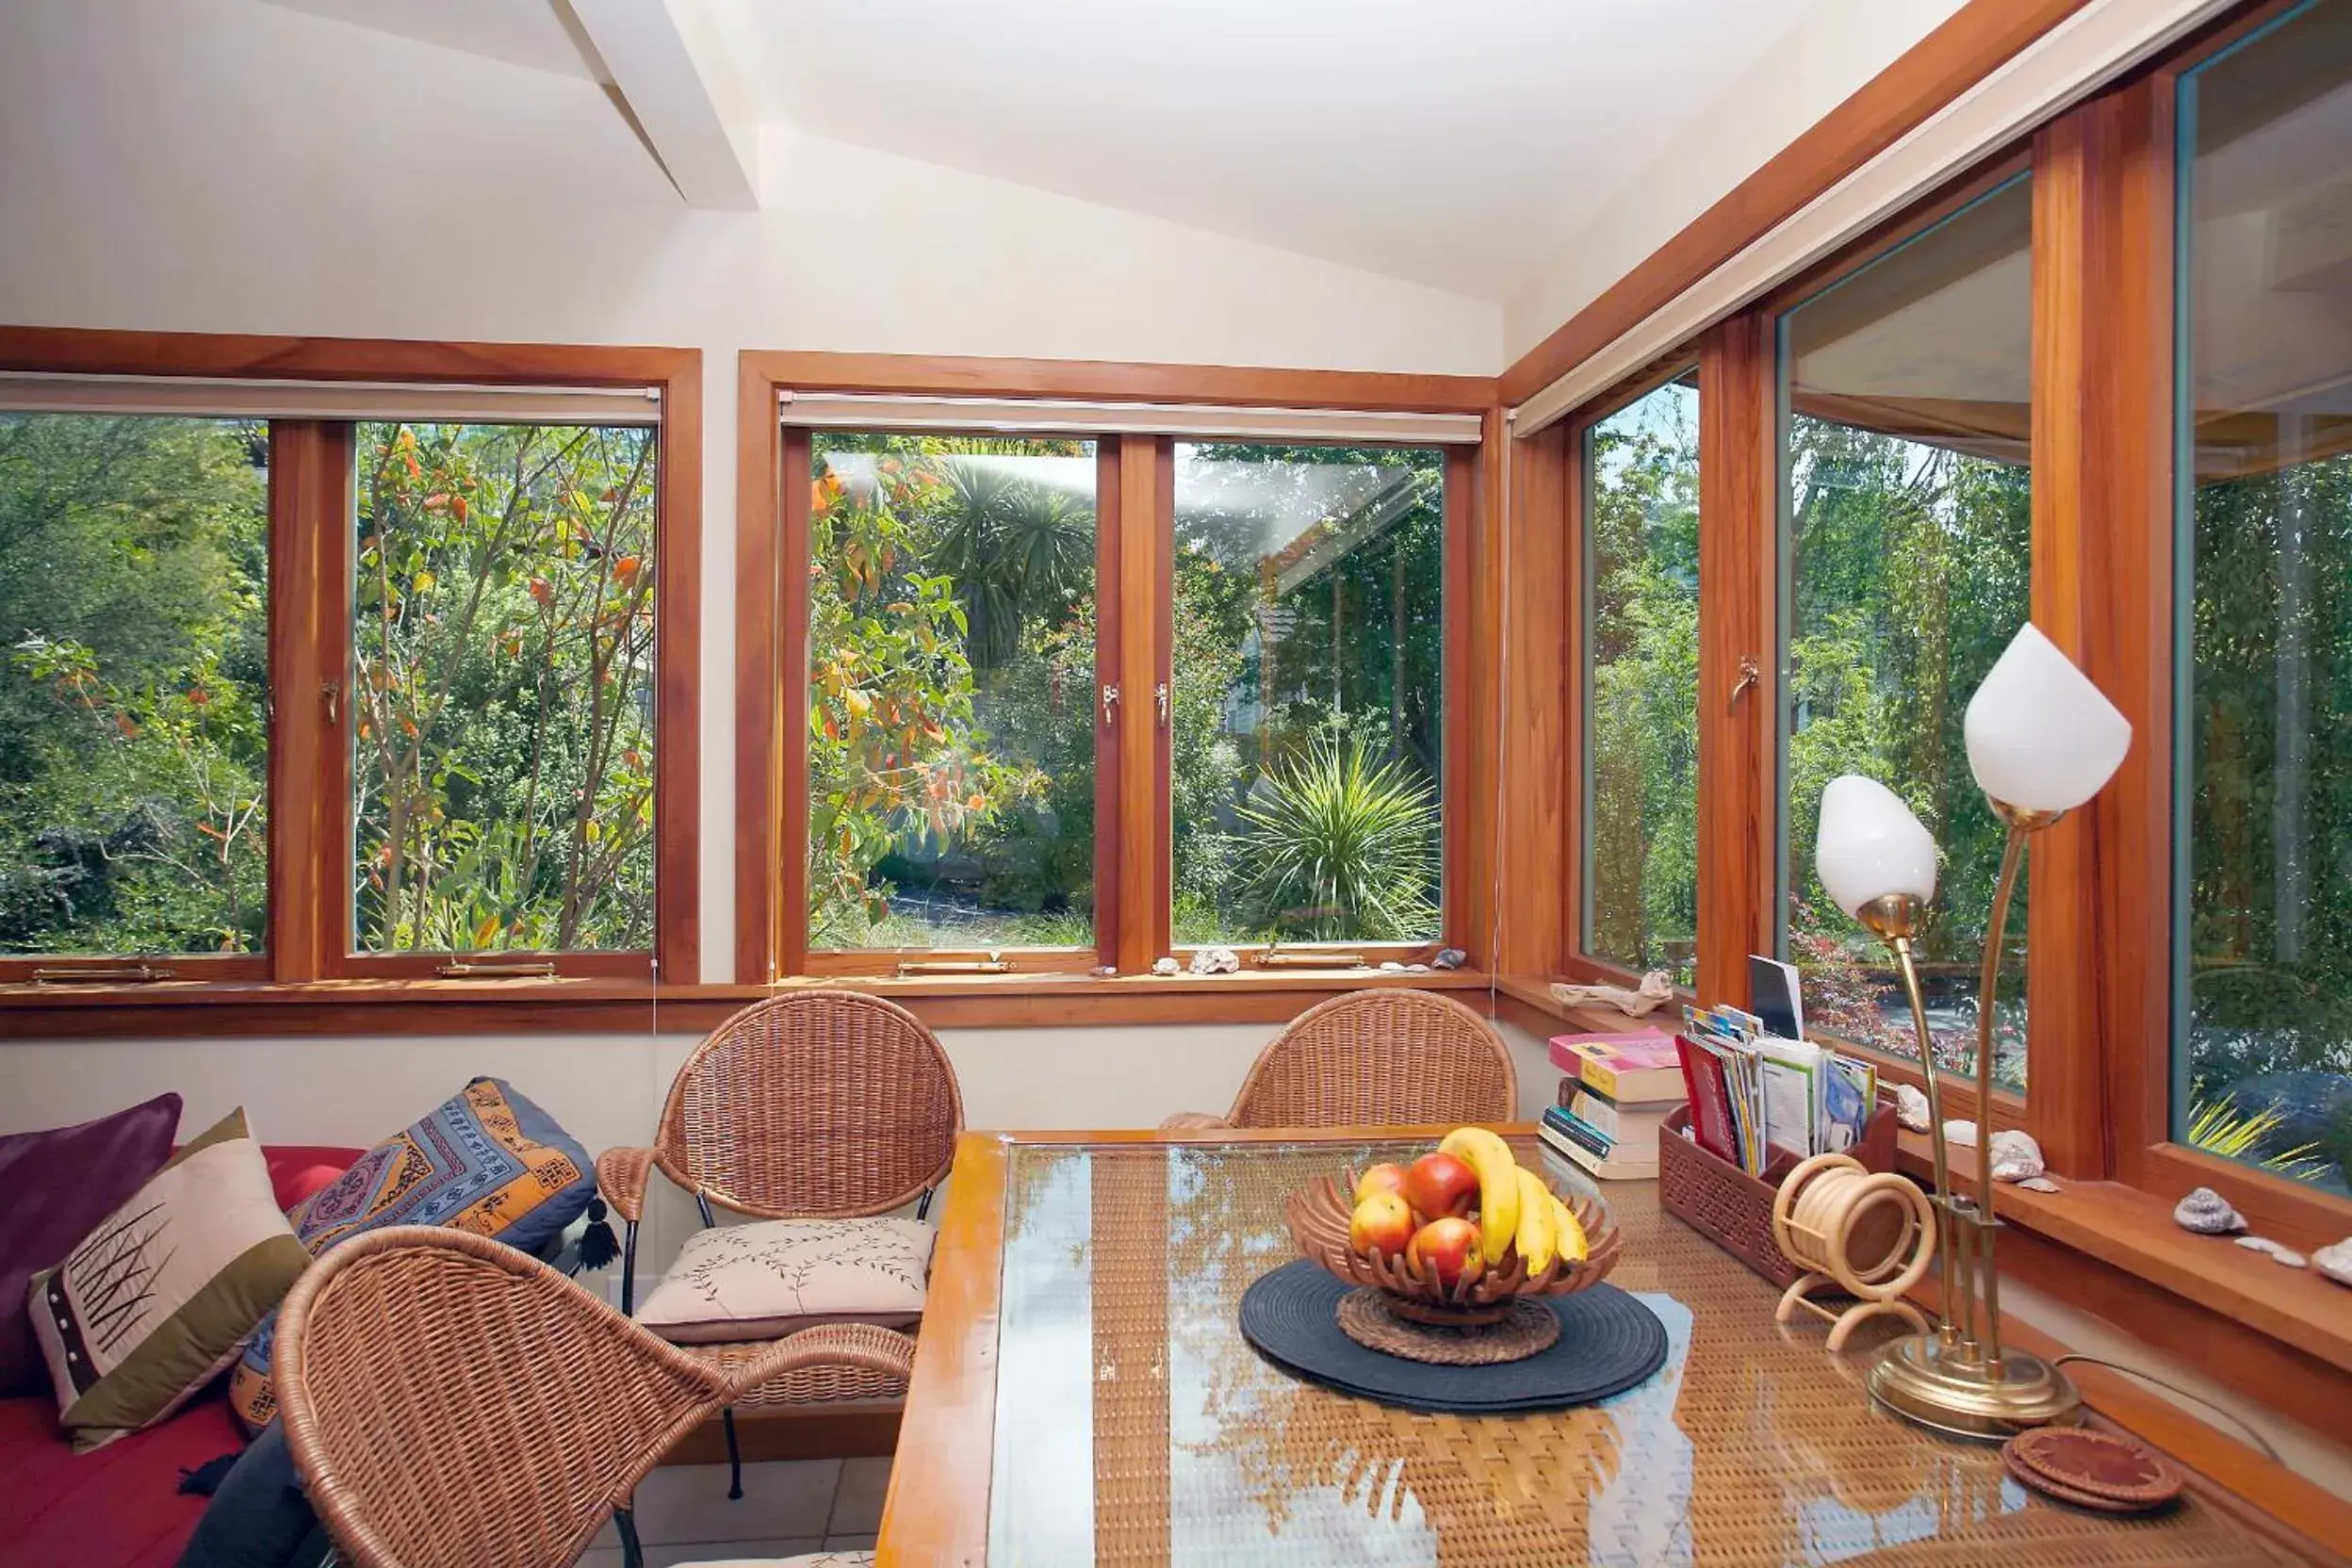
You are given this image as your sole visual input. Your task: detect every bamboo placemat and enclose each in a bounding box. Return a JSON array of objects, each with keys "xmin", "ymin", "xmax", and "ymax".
[{"xmin": 986, "ymin": 1137, "xmax": 2304, "ymax": 1567}]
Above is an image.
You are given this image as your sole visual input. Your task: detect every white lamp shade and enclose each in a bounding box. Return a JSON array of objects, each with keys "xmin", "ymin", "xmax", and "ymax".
[
  {"xmin": 1815, "ymin": 775, "xmax": 1939, "ymax": 919},
  {"xmin": 1964, "ymin": 623, "xmax": 2132, "ymax": 812}
]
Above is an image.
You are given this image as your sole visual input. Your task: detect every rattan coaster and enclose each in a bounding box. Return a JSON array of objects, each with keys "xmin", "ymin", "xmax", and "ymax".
[
  {"xmin": 1335, "ymin": 1288, "xmax": 1560, "ymax": 1364},
  {"xmin": 2003, "ymin": 1427, "xmax": 2183, "ymax": 1510}
]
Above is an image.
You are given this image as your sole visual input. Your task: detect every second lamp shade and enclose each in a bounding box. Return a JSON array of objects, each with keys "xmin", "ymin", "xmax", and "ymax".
[
  {"xmin": 1964, "ymin": 623, "xmax": 2132, "ymax": 813},
  {"xmin": 1815, "ymin": 775, "xmax": 1939, "ymax": 920}
]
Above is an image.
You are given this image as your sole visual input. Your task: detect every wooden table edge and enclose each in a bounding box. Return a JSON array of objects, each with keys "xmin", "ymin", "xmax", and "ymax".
[{"xmin": 878, "ymin": 1131, "xmax": 1007, "ymax": 1568}]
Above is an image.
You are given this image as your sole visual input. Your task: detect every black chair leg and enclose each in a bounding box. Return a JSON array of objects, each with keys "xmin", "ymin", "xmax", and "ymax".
[
  {"xmin": 620, "ymin": 1219, "xmax": 639, "ymax": 1315},
  {"xmin": 613, "ymin": 1505, "xmax": 645, "ymax": 1568},
  {"xmin": 723, "ymin": 1406, "xmax": 743, "ymax": 1500}
]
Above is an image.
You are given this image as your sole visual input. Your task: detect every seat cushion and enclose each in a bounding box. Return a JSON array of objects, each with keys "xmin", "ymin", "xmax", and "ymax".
[
  {"xmin": 30, "ymin": 1109, "xmax": 308, "ymax": 1452},
  {"xmin": 0, "ymin": 1389, "xmax": 243, "ymax": 1568},
  {"xmin": 0, "ymin": 1093, "xmax": 183, "ymax": 1397},
  {"xmin": 228, "ymin": 1077, "xmax": 594, "ymax": 1431},
  {"xmin": 636, "ymin": 1217, "xmax": 935, "ymax": 1345}
]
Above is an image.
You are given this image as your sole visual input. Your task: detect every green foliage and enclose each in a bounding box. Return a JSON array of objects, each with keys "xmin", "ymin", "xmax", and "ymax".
[
  {"xmin": 2184, "ymin": 1097, "xmax": 2329, "ymax": 1183},
  {"xmin": 1236, "ymin": 735, "xmax": 1438, "ymax": 941},
  {"xmin": 0, "ymin": 415, "xmax": 268, "ymax": 954},
  {"xmin": 351, "ymin": 421, "xmax": 656, "ymax": 953}
]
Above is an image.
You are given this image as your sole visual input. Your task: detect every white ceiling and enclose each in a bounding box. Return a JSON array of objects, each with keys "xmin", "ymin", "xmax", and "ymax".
[{"xmin": 256, "ymin": 0, "xmax": 1832, "ymax": 302}]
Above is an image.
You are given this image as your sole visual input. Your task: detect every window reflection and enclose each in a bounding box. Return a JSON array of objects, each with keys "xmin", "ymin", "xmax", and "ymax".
[{"xmin": 2175, "ymin": 0, "xmax": 2352, "ymax": 1196}]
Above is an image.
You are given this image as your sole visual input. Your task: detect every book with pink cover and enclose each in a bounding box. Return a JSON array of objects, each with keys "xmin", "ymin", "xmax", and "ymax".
[{"xmin": 1548, "ymin": 1032, "xmax": 1684, "ymax": 1102}]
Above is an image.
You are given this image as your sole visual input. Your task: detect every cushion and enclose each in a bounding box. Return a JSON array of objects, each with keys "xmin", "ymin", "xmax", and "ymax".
[
  {"xmin": 0, "ymin": 1093, "xmax": 183, "ymax": 1397},
  {"xmin": 636, "ymin": 1217, "xmax": 935, "ymax": 1345},
  {"xmin": 257, "ymin": 1149, "xmax": 361, "ymax": 1216},
  {"xmin": 227, "ymin": 1077, "xmax": 593, "ymax": 1431},
  {"xmin": 29, "ymin": 1108, "xmax": 308, "ymax": 1452},
  {"xmin": 0, "ymin": 1387, "xmax": 243, "ymax": 1568}
]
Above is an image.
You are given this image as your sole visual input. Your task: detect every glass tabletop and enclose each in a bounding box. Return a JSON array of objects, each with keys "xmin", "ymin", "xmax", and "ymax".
[{"xmin": 984, "ymin": 1137, "xmax": 2294, "ymax": 1567}]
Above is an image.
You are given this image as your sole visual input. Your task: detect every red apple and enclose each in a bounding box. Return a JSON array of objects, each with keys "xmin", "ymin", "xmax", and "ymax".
[
  {"xmin": 1401, "ymin": 1152, "xmax": 1479, "ymax": 1220},
  {"xmin": 1348, "ymin": 1191, "xmax": 1415, "ymax": 1259},
  {"xmin": 1355, "ymin": 1163, "xmax": 1409, "ymax": 1205},
  {"xmin": 1408, "ymin": 1217, "xmax": 1484, "ymax": 1291}
]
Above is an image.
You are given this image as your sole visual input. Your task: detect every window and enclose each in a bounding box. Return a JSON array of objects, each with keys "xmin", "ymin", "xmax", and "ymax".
[
  {"xmin": 1582, "ymin": 372, "xmax": 1699, "ymax": 982},
  {"xmin": 351, "ymin": 421, "xmax": 658, "ymax": 956},
  {"xmin": 1776, "ymin": 173, "xmax": 2034, "ymax": 1086},
  {"xmin": 1, "ymin": 414, "xmax": 269, "ymax": 963},
  {"xmin": 1171, "ymin": 444, "xmax": 1446, "ymax": 947},
  {"xmin": 2174, "ymin": 0, "xmax": 2352, "ymax": 1196},
  {"xmin": 805, "ymin": 434, "xmax": 1099, "ymax": 952}
]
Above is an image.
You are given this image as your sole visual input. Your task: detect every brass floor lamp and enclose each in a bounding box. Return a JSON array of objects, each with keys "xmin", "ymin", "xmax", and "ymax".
[{"xmin": 1813, "ymin": 624, "xmax": 2132, "ymax": 1441}]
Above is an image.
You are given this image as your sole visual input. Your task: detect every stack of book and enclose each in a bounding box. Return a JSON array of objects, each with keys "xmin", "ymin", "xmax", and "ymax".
[
  {"xmin": 1538, "ymin": 1032, "xmax": 1684, "ymax": 1181},
  {"xmin": 1674, "ymin": 1002, "xmax": 1879, "ymax": 1176}
]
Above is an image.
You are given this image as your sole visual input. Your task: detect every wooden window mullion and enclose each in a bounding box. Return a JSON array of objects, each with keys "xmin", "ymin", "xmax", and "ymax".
[
  {"xmin": 773, "ymin": 427, "xmax": 812, "ymax": 981},
  {"xmin": 1110, "ymin": 433, "xmax": 1164, "ymax": 974},
  {"xmin": 269, "ymin": 418, "xmax": 352, "ymax": 983}
]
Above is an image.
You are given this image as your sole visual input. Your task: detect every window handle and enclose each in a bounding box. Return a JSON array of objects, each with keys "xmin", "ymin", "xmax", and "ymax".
[
  {"xmin": 1102, "ymin": 682, "xmax": 1120, "ymax": 727},
  {"xmin": 1730, "ymin": 657, "xmax": 1759, "ymax": 706},
  {"xmin": 320, "ymin": 679, "xmax": 341, "ymax": 727},
  {"xmin": 1155, "ymin": 681, "xmax": 1169, "ymax": 727}
]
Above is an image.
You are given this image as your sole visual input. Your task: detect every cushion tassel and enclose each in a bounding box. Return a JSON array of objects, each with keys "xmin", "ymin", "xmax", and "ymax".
[{"xmin": 577, "ymin": 1195, "xmax": 620, "ymax": 1270}]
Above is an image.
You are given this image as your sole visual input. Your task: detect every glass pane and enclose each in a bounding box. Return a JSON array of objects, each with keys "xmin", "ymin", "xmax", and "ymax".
[
  {"xmin": 352, "ymin": 421, "xmax": 656, "ymax": 954},
  {"xmin": 2175, "ymin": 0, "xmax": 2352, "ymax": 1197},
  {"xmin": 806, "ymin": 434, "xmax": 1098, "ymax": 950},
  {"xmin": 1172, "ymin": 445, "xmax": 1445, "ymax": 946},
  {"xmin": 1584, "ymin": 372, "xmax": 1699, "ymax": 982},
  {"xmin": 1778, "ymin": 174, "xmax": 2034, "ymax": 1088},
  {"xmin": 0, "ymin": 415, "xmax": 269, "ymax": 956},
  {"xmin": 983, "ymin": 1137, "xmax": 2268, "ymax": 1562}
]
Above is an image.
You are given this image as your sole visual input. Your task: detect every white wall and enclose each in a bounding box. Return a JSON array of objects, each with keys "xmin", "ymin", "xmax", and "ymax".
[
  {"xmin": 1501, "ymin": 0, "xmax": 1972, "ymax": 360},
  {"xmin": 0, "ymin": 0, "xmax": 1502, "ymax": 983}
]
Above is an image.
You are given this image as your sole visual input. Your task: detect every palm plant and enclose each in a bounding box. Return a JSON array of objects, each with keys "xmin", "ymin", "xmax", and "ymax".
[
  {"xmin": 933, "ymin": 463, "xmax": 1092, "ymax": 675},
  {"xmin": 1238, "ymin": 736, "xmax": 1438, "ymax": 941}
]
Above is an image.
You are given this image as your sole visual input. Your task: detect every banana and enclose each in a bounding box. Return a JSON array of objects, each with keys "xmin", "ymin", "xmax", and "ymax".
[
  {"xmin": 1550, "ymin": 1192, "xmax": 1590, "ymax": 1264},
  {"xmin": 1438, "ymin": 1126, "xmax": 1520, "ymax": 1266},
  {"xmin": 1511, "ymin": 1167, "xmax": 1557, "ymax": 1273}
]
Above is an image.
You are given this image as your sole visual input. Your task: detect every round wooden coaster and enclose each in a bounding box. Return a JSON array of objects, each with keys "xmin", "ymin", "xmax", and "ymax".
[
  {"xmin": 1335, "ymin": 1288, "xmax": 1560, "ymax": 1364},
  {"xmin": 2005, "ymin": 1427, "xmax": 2184, "ymax": 1508},
  {"xmin": 2001, "ymin": 1446, "xmax": 2164, "ymax": 1515}
]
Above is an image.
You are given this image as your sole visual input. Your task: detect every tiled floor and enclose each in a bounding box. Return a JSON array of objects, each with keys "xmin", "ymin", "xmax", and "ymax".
[{"xmin": 574, "ymin": 1457, "xmax": 890, "ymax": 1566}]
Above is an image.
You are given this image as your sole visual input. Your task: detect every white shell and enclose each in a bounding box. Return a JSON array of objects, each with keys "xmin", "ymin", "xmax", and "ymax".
[
  {"xmin": 1896, "ymin": 1085, "xmax": 1931, "ymax": 1132},
  {"xmin": 2314, "ymin": 1238, "xmax": 2352, "ymax": 1288},
  {"xmin": 1943, "ymin": 1119, "xmax": 1980, "ymax": 1149},
  {"xmin": 1378, "ymin": 959, "xmax": 1404, "ymax": 972},
  {"xmin": 2235, "ymin": 1235, "xmax": 2308, "ymax": 1268},
  {"xmin": 2016, "ymin": 1177, "xmax": 2061, "ymax": 1194},
  {"xmin": 1188, "ymin": 945, "xmax": 1240, "ymax": 975},
  {"xmin": 1151, "ymin": 956, "xmax": 1180, "ymax": 976},
  {"xmin": 2173, "ymin": 1186, "xmax": 2247, "ymax": 1234},
  {"xmin": 1989, "ymin": 1130, "xmax": 2046, "ymax": 1182}
]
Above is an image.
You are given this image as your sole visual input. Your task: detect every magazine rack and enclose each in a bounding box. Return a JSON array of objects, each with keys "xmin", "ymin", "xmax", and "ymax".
[{"xmin": 1657, "ymin": 1099, "xmax": 1900, "ymax": 1289}]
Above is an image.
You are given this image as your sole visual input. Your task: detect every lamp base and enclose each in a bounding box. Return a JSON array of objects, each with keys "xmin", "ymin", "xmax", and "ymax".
[{"xmin": 1867, "ymin": 1332, "xmax": 2081, "ymax": 1442}]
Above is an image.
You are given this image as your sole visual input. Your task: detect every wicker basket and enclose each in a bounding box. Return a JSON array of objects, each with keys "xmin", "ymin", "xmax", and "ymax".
[
  {"xmin": 1284, "ymin": 1167, "xmax": 1623, "ymax": 1326},
  {"xmin": 1658, "ymin": 1101, "xmax": 1899, "ymax": 1288}
]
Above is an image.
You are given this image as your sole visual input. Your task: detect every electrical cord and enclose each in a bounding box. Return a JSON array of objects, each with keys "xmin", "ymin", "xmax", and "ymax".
[{"xmin": 2047, "ymin": 1353, "xmax": 2281, "ymax": 1462}]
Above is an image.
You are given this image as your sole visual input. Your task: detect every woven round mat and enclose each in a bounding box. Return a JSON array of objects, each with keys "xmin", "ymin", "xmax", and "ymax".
[
  {"xmin": 1239, "ymin": 1259, "xmax": 1667, "ymax": 1414},
  {"xmin": 1334, "ymin": 1288, "xmax": 1560, "ymax": 1364},
  {"xmin": 2004, "ymin": 1428, "xmax": 2183, "ymax": 1511}
]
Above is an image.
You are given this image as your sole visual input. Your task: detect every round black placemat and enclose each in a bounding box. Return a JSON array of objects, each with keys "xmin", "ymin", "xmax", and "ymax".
[{"xmin": 1238, "ymin": 1259, "xmax": 1668, "ymax": 1414}]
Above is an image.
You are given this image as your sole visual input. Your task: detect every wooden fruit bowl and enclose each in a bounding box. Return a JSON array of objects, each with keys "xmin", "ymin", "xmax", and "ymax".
[{"xmin": 1283, "ymin": 1167, "xmax": 1625, "ymax": 1326}]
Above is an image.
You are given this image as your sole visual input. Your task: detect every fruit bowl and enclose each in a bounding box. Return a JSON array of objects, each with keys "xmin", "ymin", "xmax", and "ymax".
[{"xmin": 1284, "ymin": 1163, "xmax": 1624, "ymax": 1326}]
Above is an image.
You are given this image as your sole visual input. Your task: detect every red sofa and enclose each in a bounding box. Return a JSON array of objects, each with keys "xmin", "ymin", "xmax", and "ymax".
[{"xmin": 0, "ymin": 1146, "xmax": 361, "ymax": 1568}]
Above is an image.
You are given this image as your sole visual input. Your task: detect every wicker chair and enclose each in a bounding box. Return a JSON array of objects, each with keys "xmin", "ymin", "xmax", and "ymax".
[
  {"xmin": 1162, "ymin": 988, "xmax": 1519, "ymax": 1130},
  {"xmin": 274, "ymin": 1224, "xmax": 908, "ymax": 1568},
  {"xmin": 596, "ymin": 990, "xmax": 962, "ymax": 1494}
]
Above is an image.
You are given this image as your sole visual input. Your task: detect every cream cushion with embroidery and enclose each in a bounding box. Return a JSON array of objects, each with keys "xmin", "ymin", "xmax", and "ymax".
[{"xmin": 634, "ymin": 1217, "xmax": 934, "ymax": 1344}]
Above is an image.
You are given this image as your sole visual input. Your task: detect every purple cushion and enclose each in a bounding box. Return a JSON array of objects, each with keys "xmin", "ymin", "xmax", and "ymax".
[{"xmin": 0, "ymin": 1094, "xmax": 182, "ymax": 1397}]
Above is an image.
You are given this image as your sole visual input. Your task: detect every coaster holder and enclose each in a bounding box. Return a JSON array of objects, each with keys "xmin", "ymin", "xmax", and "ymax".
[{"xmin": 1770, "ymin": 1151, "xmax": 1936, "ymax": 1350}]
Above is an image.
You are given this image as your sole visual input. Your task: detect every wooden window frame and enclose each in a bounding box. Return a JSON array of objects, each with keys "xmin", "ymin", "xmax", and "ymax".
[
  {"xmin": 734, "ymin": 351, "xmax": 1499, "ymax": 989},
  {"xmin": 0, "ymin": 327, "xmax": 702, "ymax": 994}
]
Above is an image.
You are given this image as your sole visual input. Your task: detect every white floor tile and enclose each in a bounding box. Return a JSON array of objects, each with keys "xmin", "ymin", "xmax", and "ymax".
[
  {"xmin": 825, "ymin": 1457, "xmax": 891, "ymax": 1536},
  {"xmin": 629, "ymin": 1460, "xmax": 841, "ymax": 1544}
]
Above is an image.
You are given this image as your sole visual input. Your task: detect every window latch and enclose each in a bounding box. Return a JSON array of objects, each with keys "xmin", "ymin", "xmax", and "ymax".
[
  {"xmin": 32, "ymin": 963, "xmax": 177, "ymax": 985},
  {"xmin": 1101, "ymin": 682, "xmax": 1120, "ymax": 726},
  {"xmin": 1156, "ymin": 681, "xmax": 1169, "ymax": 727},
  {"xmin": 1730, "ymin": 657, "xmax": 1759, "ymax": 706},
  {"xmin": 320, "ymin": 679, "xmax": 340, "ymax": 727}
]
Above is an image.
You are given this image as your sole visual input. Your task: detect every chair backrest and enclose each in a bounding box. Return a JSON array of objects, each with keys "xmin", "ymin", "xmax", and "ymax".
[
  {"xmin": 1226, "ymin": 988, "xmax": 1519, "ymax": 1128},
  {"xmin": 653, "ymin": 989, "xmax": 964, "ymax": 1218},
  {"xmin": 274, "ymin": 1226, "xmax": 734, "ymax": 1568}
]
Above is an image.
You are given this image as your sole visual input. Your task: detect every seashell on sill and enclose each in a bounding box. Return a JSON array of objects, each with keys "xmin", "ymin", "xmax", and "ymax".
[
  {"xmin": 2173, "ymin": 1185, "xmax": 2247, "ymax": 1235},
  {"xmin": 1896, "ymin": 1084, "xmax": 1931, "ymax": 1132},
  {"xmin": 1990, "ymin": 1130, "xmax": 2045, "ymax": 1183},
  {"xmin": 2312, "ymin": 1238, "xmax": 2352, "ymax": 1288},
  {"xmin": 2234, "ymin": 1235, "xmax": 2308, "ymax": 1268}
]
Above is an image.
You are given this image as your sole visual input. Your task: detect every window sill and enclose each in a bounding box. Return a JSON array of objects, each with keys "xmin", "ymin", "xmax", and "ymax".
[
  {"xmin": 0, "ymin": 967, "xmax": 1495, "ymax": 1037},
  {"xmin": 1893, "ymin": 1131, "xmax": 2352, "ymax": 1441}
]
